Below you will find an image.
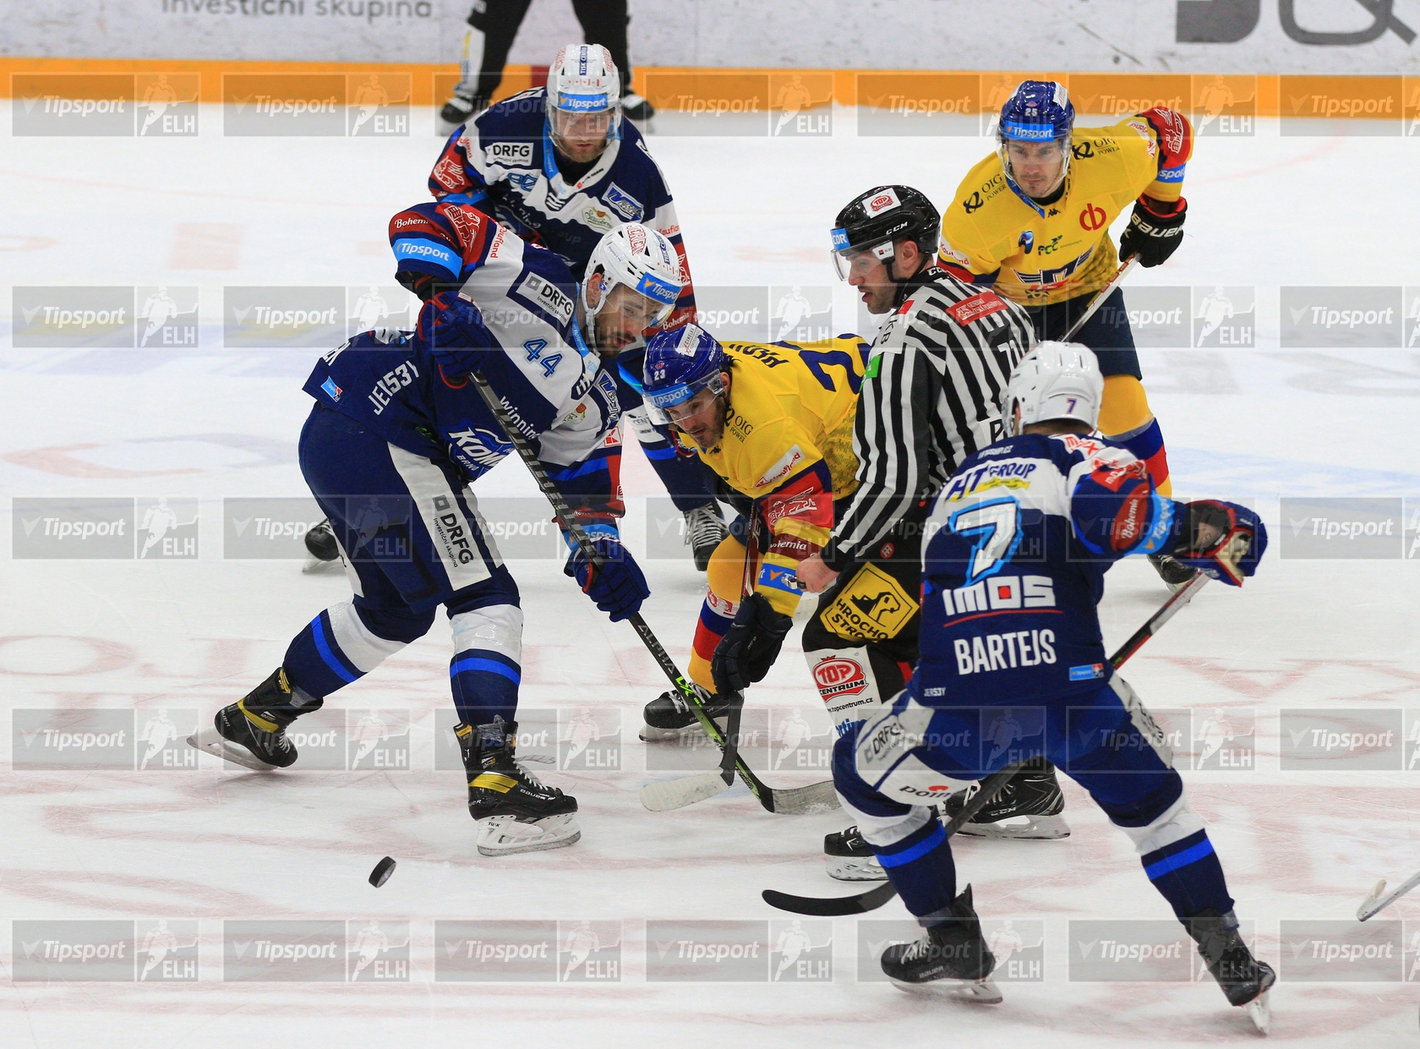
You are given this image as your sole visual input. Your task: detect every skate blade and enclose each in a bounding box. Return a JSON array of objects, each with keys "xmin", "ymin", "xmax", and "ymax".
[
  {"xmin": 638, "ymin": 718, "xmax": 727, "ymax": 743},
  {"xmin": 186, "ymin": 730, "xmax": 283, "ymax": 772},
  {"xmin": 301, "ymin": 554, "xmax": 343, "ymax": 574},
  {"xmin": 956, "ymin": 814, "xmax": 1071, "ymax": 840},
  {"xmin": 476, "ymin": 813, "xmax": 581, "ymax": 856},
  {"xmin": 889, "ymin": 975, "xmax": 1003, "ymax": 1004},
  {"xmin": 1244, "ymin": 991, "xmax": 1271, "ymax": 1035},
  {"xmin": 826, "ymin": 858, "xmax": 888, "ymax": 882}
]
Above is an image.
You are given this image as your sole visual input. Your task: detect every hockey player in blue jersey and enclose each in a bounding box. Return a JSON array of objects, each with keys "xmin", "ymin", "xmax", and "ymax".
[
  {"xmin": 194, "ymin": 220, "xmax": 682, "ymax": 857},
  {"xmin": 830, "ymin": 343, "xmax": 1274, "ymax": 1023},
  {"xmin": 426, "ymin": 42, "xmax": 728, "ymax": 567}
]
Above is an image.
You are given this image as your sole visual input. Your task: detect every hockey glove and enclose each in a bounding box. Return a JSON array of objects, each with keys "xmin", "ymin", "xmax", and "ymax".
[
  {"xmin": 1171, "ymin": 500, "xmax": 1267, "ymax": 586},
  {"xmin": 1118, "ymin": 196, "xmax": 1187, "ymax": 268},
  {"xmin": 565, "ymin": 535, "xmax": 650, "ymax": 622},
  {"xmin": 712, "ymin": 592, "xmax": 793, "ymax": 696}
]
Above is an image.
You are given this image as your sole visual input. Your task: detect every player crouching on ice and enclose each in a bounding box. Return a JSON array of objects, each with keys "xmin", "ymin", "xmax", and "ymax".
[
  {"xmin": 191, "ymin": 221, "xmax": 683, "ymax": 857},
  {"xmin": 831, "ymin": 343, "xmax": 1274, "ymax": 1026}
]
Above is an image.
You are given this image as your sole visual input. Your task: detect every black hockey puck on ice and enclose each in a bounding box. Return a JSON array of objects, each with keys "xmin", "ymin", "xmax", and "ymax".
[{"xmin": 369, "ymin": 856, "xmax": 396, "ymax": 888}]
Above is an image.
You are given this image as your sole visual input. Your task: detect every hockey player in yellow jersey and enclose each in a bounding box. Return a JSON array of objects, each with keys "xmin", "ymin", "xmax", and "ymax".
[
  {"xmin": 938, "ymin": 80, "xmax": 1196, "ymax": 585},
  {"xmin": 633, "ymin": 323, "xmax": 870, "ymax": 739}
]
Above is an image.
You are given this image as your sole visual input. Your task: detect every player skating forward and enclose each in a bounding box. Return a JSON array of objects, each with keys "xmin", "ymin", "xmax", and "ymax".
[
  {"xmin": 634, "ymin": 324, "xmax": 869, "ymax": 739},
  {"xmin": 193, "ymin": 221, "xmax": 681, "ymax": 857},
  {"xmin": 308, "ymin": 45, "xmax": 724, "ymax": 572},
  {"xmin": 937, "ymin": 80, "xmax": 1195, "ymax": 586},
  {"xmin": 832, "ymin": 344, "xmax": 1273, "ymax": 1026},
  {"xmin": 794, "ymin": 187, "xmax": 1050, "ymax": 870}
]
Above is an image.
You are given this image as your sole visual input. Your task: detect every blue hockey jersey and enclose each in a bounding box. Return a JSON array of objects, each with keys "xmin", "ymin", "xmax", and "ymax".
[
  {"xmin": 427, "ymin": 87, "xmax": 695, "ymax": 329},
  {"xmin": 912, "ymin": 432, "xmax": 1178, "ymax": 705},
  {"xmin": 306, "ymin": 215, "xmax": 623, "ymax": 521}
]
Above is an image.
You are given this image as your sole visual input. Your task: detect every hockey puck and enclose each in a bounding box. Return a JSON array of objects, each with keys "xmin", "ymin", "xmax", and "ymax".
[{"xmin": 368, "ymin": 856, "xmax": 396, "ymax": 888}]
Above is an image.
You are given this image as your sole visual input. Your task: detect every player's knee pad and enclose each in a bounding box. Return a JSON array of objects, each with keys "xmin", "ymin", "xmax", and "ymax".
[
  {"xmin": 334, "ymin": 601, "xmax": 433, "ymax": 670},
  {"xmin": 1098, "ymin": 375, "xmax": 1153, "ymax": 438},
  {"xmin": 804, "ymin": 646, "xmax": 896, "ymax": 736},
  {"xmin": 448, "ymin": 604, "xmax": 524, "ymax": 662},
  {"xmin": 850, "ymin": 696, "xmax": 976, "ymax": 808},
  {"xmin": 705, "ymin": 533, "xmax": 750, "ymax": 612},
  {"xmin": 832, "ymin": 724, "xmax": 940, "ymax": 847},
  {"xmin": 1112, "ymin": 789, "xmax": 1202, "ymax": 857}
]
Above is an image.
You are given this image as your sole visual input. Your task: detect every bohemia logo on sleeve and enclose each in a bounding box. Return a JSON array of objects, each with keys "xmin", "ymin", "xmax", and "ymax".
[{"xmin": 946, "ymin": 291, "xmax": 1009, "ymax": 326}]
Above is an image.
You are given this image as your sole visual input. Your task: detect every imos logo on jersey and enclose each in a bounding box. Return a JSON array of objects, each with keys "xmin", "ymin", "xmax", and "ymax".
[{"xmin": 13, "ymin": 921, "xmax": 138, "ymax": 983}]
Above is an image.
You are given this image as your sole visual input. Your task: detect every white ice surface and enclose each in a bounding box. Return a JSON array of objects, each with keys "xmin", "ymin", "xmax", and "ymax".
[{"xmin": 2, "ymin": 105, "xmax": 1420, "ymax": 1047}]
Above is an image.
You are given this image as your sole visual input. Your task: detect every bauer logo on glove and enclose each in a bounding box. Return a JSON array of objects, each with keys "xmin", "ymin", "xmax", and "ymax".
[{"xmin": 1171, "ymin": 500, "xmax": 1267, "ymax": 586}]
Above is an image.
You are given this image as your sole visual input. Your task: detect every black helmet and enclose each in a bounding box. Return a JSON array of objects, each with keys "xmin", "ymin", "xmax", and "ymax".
[{"xmin": 830, "ymin": 185, "xmax": 939, "ymax": 279}]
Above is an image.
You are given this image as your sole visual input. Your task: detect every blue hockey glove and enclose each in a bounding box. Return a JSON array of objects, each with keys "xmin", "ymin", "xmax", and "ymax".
[
  {"xmin": 1171, "ymin": 500, "xmax": 1267, "ymax": 586},
  {"xmin": 712, "ymin": 592, "xmax": 793, "ymax": 696},
  {"xmin": 565, "ymin": 534, "xmax": 649, "ymax": 622}
]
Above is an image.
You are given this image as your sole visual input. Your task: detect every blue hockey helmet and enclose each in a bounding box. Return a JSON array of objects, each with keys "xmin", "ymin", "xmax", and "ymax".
[
  {"xmin": 641, "ymin": 323, "xmax": 728, "ymax": 426},
  {"xmin": 997, "ymin": 80, "xmax": 1074, "ymax": 197}
]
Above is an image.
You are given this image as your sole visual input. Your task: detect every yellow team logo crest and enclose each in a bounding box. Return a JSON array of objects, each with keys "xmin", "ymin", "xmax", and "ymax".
[{"xmin": 822, "ymin": 563, "xmax": 918, "ymax": 641}]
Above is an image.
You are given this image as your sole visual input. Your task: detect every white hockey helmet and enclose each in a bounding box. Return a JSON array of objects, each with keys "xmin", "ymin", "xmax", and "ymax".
[
  {"xmin": 546, "ymin": 43, "xmax": 621, "ymax": 153},
  {"xmin": 582, "ymin": 222, "xmax": 683, "ymax": 326},
  {"xmin": 1001, "ymin": 341, "xmax": 1104, "ymax": 436}
]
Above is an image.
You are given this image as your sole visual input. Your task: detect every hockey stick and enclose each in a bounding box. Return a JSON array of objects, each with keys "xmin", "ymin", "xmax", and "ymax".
[
  {"xmin": 467, "ymin": 373, "xmax": 837, "ymax": 816},
  {"xmin": 1060, "ymin": 256, "xmax": 1139, "ymax": 342},
  {"xmin": 763, "ymin": 570, "xmax": 1211, "ymax": 916},
  {"xmin": 718, "ymin": 516, "xmax": 760, "ymax": 786},
  {"xmin": 1358, "ymin": 870, "xmax": 1420, "ymax": 921}
]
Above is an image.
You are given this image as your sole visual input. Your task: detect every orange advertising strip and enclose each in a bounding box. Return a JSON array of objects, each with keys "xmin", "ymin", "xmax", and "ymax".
[{"xmin": 0, "ymin": 59, "xmax": 1414, "ymax": 118}]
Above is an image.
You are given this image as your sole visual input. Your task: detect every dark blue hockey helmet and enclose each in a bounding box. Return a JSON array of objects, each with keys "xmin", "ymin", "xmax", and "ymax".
[
  {"xmin": 997, "ymin": 80, "xmax": 1075, "ymax": 196},
  {"xmin": 642, "ymin": 323, "xmax": 728, "ymax": 426}
]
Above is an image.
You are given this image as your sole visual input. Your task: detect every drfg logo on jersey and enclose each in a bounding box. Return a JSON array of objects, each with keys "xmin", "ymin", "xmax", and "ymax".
[
  {"xmin": 856, "ymin": 71, "xmax": 977, "ymax": 137},
  {"xmin": 1278, "ymin": 920, "xmax": 1403, "ymax": 984},
  {"xmin": 1192, "ymin": 285, "xmax": 1254, "ymax": 347},
  {"xmin": 224, "ymin": 921, "xmax": 345, "ymax": 983},
  {"xmin": 13, "ymin": 921, "xmax": 137, "ymax": 982}
]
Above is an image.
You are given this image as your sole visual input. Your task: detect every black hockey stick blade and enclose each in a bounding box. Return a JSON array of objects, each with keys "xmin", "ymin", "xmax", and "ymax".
[{"xmin": 762, "ymin": 880, "xmax": 899, "ymax": 917}]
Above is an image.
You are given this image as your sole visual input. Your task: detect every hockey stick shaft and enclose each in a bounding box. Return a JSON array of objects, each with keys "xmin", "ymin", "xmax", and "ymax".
[
  {"xmin": 718, "ymin": 511, "xmax": 763, "ymax": 785},
  {"xmin": 1061, "ymin": 256, "xmax": 1139, "ymax": 342},
  {"xmin": 763, "ymin": 571, "xmax": 1211, "ymax": 916},
  {"xmin": 467, "ymin": 374, "xmax": 809, "ymax": 810},
  {"xmin": 1358, "ymin": 870, "xmax": 1420, "ymax": 921}
]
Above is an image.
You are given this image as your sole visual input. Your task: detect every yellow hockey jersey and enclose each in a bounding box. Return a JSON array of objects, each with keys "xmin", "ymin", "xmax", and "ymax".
[
  {"xmin": 676, "ymin": 335, "xmax": 868, "ymax": 613},
  {"xmin": 938, "ymin": 110, "xmax": 1192, "ymax": 307}
]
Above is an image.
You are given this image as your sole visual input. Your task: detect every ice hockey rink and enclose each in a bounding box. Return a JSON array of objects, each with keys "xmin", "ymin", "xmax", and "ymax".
[{"xmin": 3, "ymin": 100, "xmax": 1420, "ymax": 1047}]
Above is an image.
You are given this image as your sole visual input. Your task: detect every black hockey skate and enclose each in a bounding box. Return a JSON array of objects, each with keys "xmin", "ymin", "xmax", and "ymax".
[
  {"xmin": 941, "ymin": 757, "xmax": 1070, "ymax": 839},
  {"xmin": 621, "ymin": 91, "xmax": 656, "ymax": 121},
  {"xmin": 683, "ymin": 502, "xmax": 728, "ymax": 572},
  {"xmin": 824, "ymin": 824, "xmax": 886, "ymax": 881},
  {"xmin": 457, "ymin": 719, "xmax": 580, "ymax": 856},
  {"xmin": 1186, "ymin": 908, "xmax": 1276, "ymax": 1032},
  {"xmin": 1148, "ymin": 551, "xmax": 1199, "ymax": 591},
  {"xmin": 301, "ymin": 518, "xmax": 342, "ymax": 573},
  {"xmin": 881, "ymin": 886, "xmax": 1002, "ymax": 1002},
  {"xmin": 189, "ymin": 668, "xmax": 320, "ymax": 771},
  {"xmin": 438, "ymin": 90, "xmax": 489, "ymax": 132},
  {"xmin": 639, "ymin": 684, "xmax": 732, "ymax": 741}
]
